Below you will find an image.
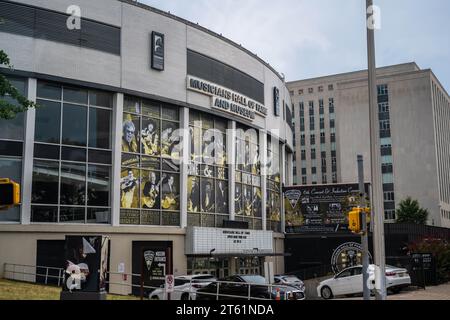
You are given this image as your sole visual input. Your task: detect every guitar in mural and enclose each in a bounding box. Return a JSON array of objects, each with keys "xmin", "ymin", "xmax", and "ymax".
[{"xmin": 142, "ymin": 173, "xmax": 166, "ymax": 209}]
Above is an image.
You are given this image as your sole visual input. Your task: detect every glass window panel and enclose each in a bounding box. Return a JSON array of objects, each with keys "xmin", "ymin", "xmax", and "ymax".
[
  {"xmin": 215, "ymin": 180, "xmax": 228, "ymax": 214},
  {"xmin": 161, "ymin": 105, "xmax": 179, "ymax": 121},
  {"xmin": 201, "ymin": 178, "xmax": 214, "ymax": 213},
  {"xmin": 89, "ymin": 108, "xmax": 111, "ymax": 149},
  {"xmin": 61, "ymin": 146, "xmax": 86, "ymax": 162},
  {"xmin": 88, "ymin": 149, "xmax": 111, "ymax": 165},
  {"xmin": 0, "ymin": 157, "xmax": 22, "ymax": 222},
  {"xmin": 62, "ymin": 103, "xmax": 87, "ymax": 146},
  {"xmin": 187, "ymin": 212, "xmax": 201, "ymax": 227},
  {"xmin": 124, "ymin": 96, "xmax": 141, "ymax": 114},
  {"xmin": 0, "ymin": 140, "xmax": 23, "ymax": 157},
  {"xmin": 87, "ymin": 208, "xmax": 110, "ymax": 224},
  {"xmin": 120, "ymin": 168, "xmax": 140, "ymax": 208},
  {"xmin": 141, "ymin": 210, "xmax": 161, "ymax": 225},
  {"xmin": 141, "ymin": 170, "xmax": 161, "ymax": 210},
  {"xmin": 35, "ymin": 99, "xmax": 61, "ymax": 144},
  {"xmin": 34, "ymin": 143, "xmax": 60, "ymax": 160},
  {"xmin": 161, "ymin": 121, "xmax": 179, "ymax": 158},
  {"xmin": 162, "ymin": 211, "xmax": 180, "ymax": 226},
  {"xmin": 89, "ymin": 90, "xmax": 112, "ymax": 108},
  {"xmin": 122, "ymin": 153, "xmax": 140, "ymax": 168},
  {"xmin": 60, "ymin": 162, "xmax": 86, "ymax": 206},
  {"xmin": 142, "ymin": 100, "xmax": 160, "ymax": 118},
  {"xmin": 253, "ymin": 187, "xmax": 262, "ymax": 217},
  {"xmin": 0, "ymin": 206, "xmax": 20, "ymax": 222},
  {"xmin": 120, "ymin": 209, "xmax": 140, "ymax": 225},
  {"xmin": 188, "ymin": 176, "xmax": 200, "ymax": 213},
  {"xmin": 32, "ymin": 160, "xmax": 59, "ymax": 204},
  {"xmin": 0, "ymin": 78, "xmax": 25, "ymax": 140},
  {"xmin": 162, "ymin": 157, "xmax": 180, "ymax": 172},
  {"xmin": 122, "ymin": 114, "xmax": 140, "ymax": 153},
  {"xmin": 87, "ymin": 165, "xmax": 110, "ymax": 207},
  {"xmin": 141, "ymin": 117, "xmax": 160, "ymax": 156},
  {"xmin": 141, "ymin": 156, "xmax": 160, "ymax": 170},
  {"xmin": 31, "ymin": 206, "xmax": 58, "ymax": 223},
  {"xmin": 60, "ymin": 207, "xmax": 85, "ymax": 223},
  {"xmin": 161, "ymin": 173, "xmax": 179, "ymax": 211},
  {"xmin": 235, "ymin": 184, "xmax": 243, "ymax": 215},
  {"xmin": 63, "ymin": 87, "xmax": 88, "ymax": 104},
  {"xmin": 37, "ymin": 82, "xmax": 61, "ymax": 100},
  {"xmin": 242, "ymin": 185, "xmax": 253, "ymax": 216}
]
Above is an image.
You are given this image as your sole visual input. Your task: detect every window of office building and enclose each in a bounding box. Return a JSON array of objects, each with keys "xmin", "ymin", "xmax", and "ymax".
[
  {"xmin": 311, "ymin": 148, "xmax": 316, "ymax": 160},
  {"xmin": 329, "ymin": 98, "xmax": 335, "ymax": 114},
  {"xmin": 310, "ymin": 134, "xmax": 316, "ymax": 146},
  {"xmin": 31, "ymin": 82, "xmax": 112, "ymax": 224},
  {"xmin": 235, "ymin": 125, "xmax": 262, "ymax": 230},
  {"xmin": 384, "ymin": 191, "xmax": 395, "ymax": 202},
  {"xmin": 300, "ymin": 134, "xmax": 306, "ymax": 146},
  {"xmin": 320, "ymin": 117, "xmax": 325, "ymax": 130},
  {"xmin": 319, "ymin": 99, "xmax": 324, "ymax": 114},
  {"xmin": 0, "ymin": 76, "xmax": 27, "ymax": 222},
  {"xmin": 318, "ymin": 86, "xmax": 324, "ymax": 93},
  {"xmin": 385, "ymin": 210, "xmax": 396, "ymax": 221},
  {"xmin": 378, "ymin": 102, "xmax": 390, "ymax": 113},
  {"xmin": 120, "ymin": 96, "xmax": 180, "ymax": 226},
  {"xmin": 188, "ymin": 111, "xmax": 228, "ymax": 228},
  {"xmin": 267, "ymin": 136, "xmax": 281, "ymax": 232},
  {"xmin": 310, "ymin": 116, "xmax": 315, "ymax": 131},
  {"xmin": 322, "ymin": 173, "xmax": 327, "ymax": 184},
  {"xmin": 378, "ymin": 85, "xmax": 389, "ymax": 96},
  {"xmin": 320, "ymin": 131, "xmax": 326, "ymax": 144},
  {"xmin": 328, "ymin": 84, "xmax": 334, "ymax": 91},
  {"xmin": 302, "ymin": 176, "xmax": 307, "ymax": 185},
  {"xmin": 308, "ymin": 101, "xmax": 314, "ymax": 115}
]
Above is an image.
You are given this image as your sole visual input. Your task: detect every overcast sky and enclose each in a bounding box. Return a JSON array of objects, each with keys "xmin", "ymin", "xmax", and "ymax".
[{"xmin": 140, "ymin": 0, "xmax": 450, "ymax": 90}]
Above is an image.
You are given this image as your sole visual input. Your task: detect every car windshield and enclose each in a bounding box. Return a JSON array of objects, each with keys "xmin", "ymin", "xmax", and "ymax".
[
  {"xmin": 282, "ymin": 276, "xmax": 301, "ymax": 283},
  {"xmin": 240, "ymin": 275, "xmax": 267, "ymax": 284}
]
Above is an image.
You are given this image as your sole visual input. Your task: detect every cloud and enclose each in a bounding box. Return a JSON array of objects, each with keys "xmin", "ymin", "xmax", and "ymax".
[{"xmin": 139, "ymin": 0, "xmax": 450, "ymax": 90}]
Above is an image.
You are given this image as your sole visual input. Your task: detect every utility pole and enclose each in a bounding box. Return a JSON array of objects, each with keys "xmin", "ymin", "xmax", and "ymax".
[
  {"xmin": 358, "ymin": 155, "xmax": 370, "ymax": 300},
  {"xmin": 366, "ymin": 0, "xmax": 387, "ymax": 300}
]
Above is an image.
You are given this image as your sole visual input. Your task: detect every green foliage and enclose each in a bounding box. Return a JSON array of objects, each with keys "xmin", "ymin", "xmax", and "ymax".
[
  {"xmin": 0, "ymin": 49, "xmax": 38, "ymax": 120},
  {"xmin": 396, "ymin": 197, "xmax": 429, "ymax": 225},
  {"xmin": 408, "ymin": 238, "xmax": 450, "ymax": 284}
]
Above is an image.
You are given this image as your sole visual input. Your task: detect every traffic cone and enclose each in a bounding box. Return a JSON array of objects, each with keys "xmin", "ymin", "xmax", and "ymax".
[{"xmin": 275, "ymin": 288, "xmax": 281, "ymax": 301}]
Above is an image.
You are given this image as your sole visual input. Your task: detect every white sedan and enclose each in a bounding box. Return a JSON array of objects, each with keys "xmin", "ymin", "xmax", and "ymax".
[
  {"xmin": 149, "ymin": 274, "xmax": 216, "ymax": 300},
  {"xmin": 317, "ymin": 265, "xmax": 411, "ymax": 299}
]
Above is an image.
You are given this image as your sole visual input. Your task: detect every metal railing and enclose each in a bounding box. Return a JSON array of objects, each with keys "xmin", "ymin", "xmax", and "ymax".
[
  {"xmin": 3, "ymin": 263, "xmax": 65, "ymax": 287},
  {"xmin": 2, "ymin": 264, "xmax": 304, "ymax": 301}
]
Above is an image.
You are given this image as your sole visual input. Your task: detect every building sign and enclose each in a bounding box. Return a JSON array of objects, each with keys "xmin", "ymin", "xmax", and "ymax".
[
  {"xmin": 284, "ymin": 183, "xmax": 370, "ymax": 233},
  {"xmin": 187, "ymin": 76, "xmax": 267, "ymax": 122},
  {"xmin": 186, "ymin": 227, "xmax": 273, "ymax": 255},
  {"xmin": 331, "ymin": 242, "xmax": 373, "ymax": 274},
  {"xmin": 151, "ymin": 31, "xmax": 164, "ymax": 71},
  {"xmin": 273, "ymin": 87, "xmax": 280, "ymax": 117}
]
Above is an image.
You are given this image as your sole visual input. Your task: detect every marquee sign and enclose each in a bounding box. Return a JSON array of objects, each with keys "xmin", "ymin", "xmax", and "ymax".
[
  {"xmin": 187, "ymin": 76, "xmax": 267, "ymax": 121},
  {"xmin": 185, "ymin": 227, "xmax": 273, "ymax": 255}
]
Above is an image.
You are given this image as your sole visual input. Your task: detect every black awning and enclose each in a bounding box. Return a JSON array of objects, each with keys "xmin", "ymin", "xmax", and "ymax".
[{"xmin": 186, "ymin": 252, "xmax": 291, "ymax": 258}]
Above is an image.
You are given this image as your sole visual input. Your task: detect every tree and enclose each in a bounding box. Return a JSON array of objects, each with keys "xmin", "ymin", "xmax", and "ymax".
[
  {"xmin": 396, "ymin": 197, "xmax": 429, "ymax": 225},
  {"xmin": 0, "ymin": 50, "xmax": 37, "ymax": 120}
]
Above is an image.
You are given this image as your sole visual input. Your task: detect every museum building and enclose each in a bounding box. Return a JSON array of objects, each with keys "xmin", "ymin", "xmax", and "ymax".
[{"xmin": 0, "ymin": 0, "xmax": 294, "ymax": 294}]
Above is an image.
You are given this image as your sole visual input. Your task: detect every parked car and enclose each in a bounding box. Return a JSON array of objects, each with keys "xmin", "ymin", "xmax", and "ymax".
[
  {"xmin": 196, "ymin": 274, "xmax": 305, "ymax": 300},
  {"xmin": 317, "ymin": 265, "xmax": 411, "ymax": 299},
  {"xmin": 274, "ymin": 275, "xmax": 306, "ymax": 292},
  {"xmin": 149, "ymin": 274, "xmax": 216, "ymax": 300}
]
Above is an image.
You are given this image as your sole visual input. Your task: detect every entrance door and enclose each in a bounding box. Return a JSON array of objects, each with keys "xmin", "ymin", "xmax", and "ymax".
[{"xmin": 238, "ymin": 257, "xmax": 262, "ymax": 275}]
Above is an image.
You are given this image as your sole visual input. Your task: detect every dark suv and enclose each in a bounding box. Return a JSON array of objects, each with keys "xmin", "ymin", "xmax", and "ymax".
[{"xmin": 196, "ymin": 274, "xmax": 304, "ymax": 300}]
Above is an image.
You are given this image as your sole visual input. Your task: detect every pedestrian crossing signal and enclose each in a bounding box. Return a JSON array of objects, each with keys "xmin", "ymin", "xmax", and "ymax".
[{"xmin": 0, "ymin": 178, "xmax": 20, "ymax": 208}]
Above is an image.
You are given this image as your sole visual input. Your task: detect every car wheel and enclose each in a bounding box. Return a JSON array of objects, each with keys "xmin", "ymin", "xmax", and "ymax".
[
  {"xmin": 181, "ymin": 293, "xmax": 190, "ymax": 300},
  {"xmin": 390, "ymin": 287, "xmax": 401, "ymax": 294},
  {"xmin": 321, "ymin": 286, "xmax": 334, "ymax": 300}
]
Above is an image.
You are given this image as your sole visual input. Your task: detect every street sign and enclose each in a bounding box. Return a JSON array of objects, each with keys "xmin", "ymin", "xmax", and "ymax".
[{"xmin": 165, "ymin": 274, "xmax": 174, "ymax": 293}]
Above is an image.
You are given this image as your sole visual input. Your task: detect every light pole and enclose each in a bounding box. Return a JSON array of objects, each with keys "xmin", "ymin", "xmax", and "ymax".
[{"xmin": 366, "ymin": 0, "xmax": 387, "ymax": 300}]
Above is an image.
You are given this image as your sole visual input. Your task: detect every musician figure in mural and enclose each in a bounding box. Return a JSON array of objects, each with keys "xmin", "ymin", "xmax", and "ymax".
[
  {"xmin": 142, "ymin": 172, "xmax": 165, "ymax": 209},
  {"xmin": 216, "ymin": 180, "xmax": 227, "ymax": 213},
  {"xmin": 122, "ymin": 120, "xmax": 138, "ymax": 153},
  {"xmin": 161, "ymin": 125, "xmax": 180, "ymax": 159},
  {"xmin": 244, "ymin": 187, "xmax": 253, "ymax": 216},
  {"xmin": 188, "ymin": 177, "xmax": 200, "ymax": 212},
  {"xmin": 141, "ymin": 120, "xmax": 159, "ymax": 156},
  {"xmin": 201, "ymin": 181, "xmax": 214, "ymax": 213},
  {"xmin": 161, "ymin": 175, "xmax": 178, "ymax": 210},
  {"xmin": 120, "ymin": 170, "xmax": 139, "ymax": 208},
  {"xmin": 235, "ymin": 184, "xmax": 243, "ymax": 215}
]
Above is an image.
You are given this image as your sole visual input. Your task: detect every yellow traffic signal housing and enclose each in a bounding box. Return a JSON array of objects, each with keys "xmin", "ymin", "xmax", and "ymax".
[
  {"xmin": 348, "ymin": 208, "xmax": 362, "ymax": 233},
  {"xmin": 348, "ymin": 207, "xmax": 371, "ymax": 233},
  {"xmin": 0, "ymin": 178, "xmax": 20, "ymax": 208}
]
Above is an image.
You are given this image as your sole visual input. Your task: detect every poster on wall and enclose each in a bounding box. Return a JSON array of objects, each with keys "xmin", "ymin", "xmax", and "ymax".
[
  {"xmin": 62, "ymin": 236, "xmax": 109, "ymax": 293},
  {"xmin": 151, "ymin": 31, "xmax": 165, "ymax": 71},
  {"xmin": 283, "ymin": 183, "xmax": 370, "ymax": 233}
]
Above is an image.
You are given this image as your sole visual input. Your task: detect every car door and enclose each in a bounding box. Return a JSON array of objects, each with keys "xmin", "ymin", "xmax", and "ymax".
[
  {"xmin": 332, "ymin": 269, "xmax": 353, "ymax": 296},
  {"xmin": 348, "ymin": 267, "xmax": 364, "ymax": 295}
]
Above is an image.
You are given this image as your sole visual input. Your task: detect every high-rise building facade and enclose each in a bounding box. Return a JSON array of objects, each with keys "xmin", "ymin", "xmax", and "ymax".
[{"xmin": 288, "ymin": 63, "xmax": 450, "ymax": 228}]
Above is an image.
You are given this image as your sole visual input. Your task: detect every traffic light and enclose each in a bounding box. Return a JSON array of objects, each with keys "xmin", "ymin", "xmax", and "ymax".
[
  {"xmin": 0, "ymin": 178, "xmax": 20, "ymax": 208},
  {"xmin": 348, "ymin": 207, "xmax": 371, "ymax": 234},
  {"xmin": 348, "ymin": 208, "xmax": 362, "ymax": 234}
]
